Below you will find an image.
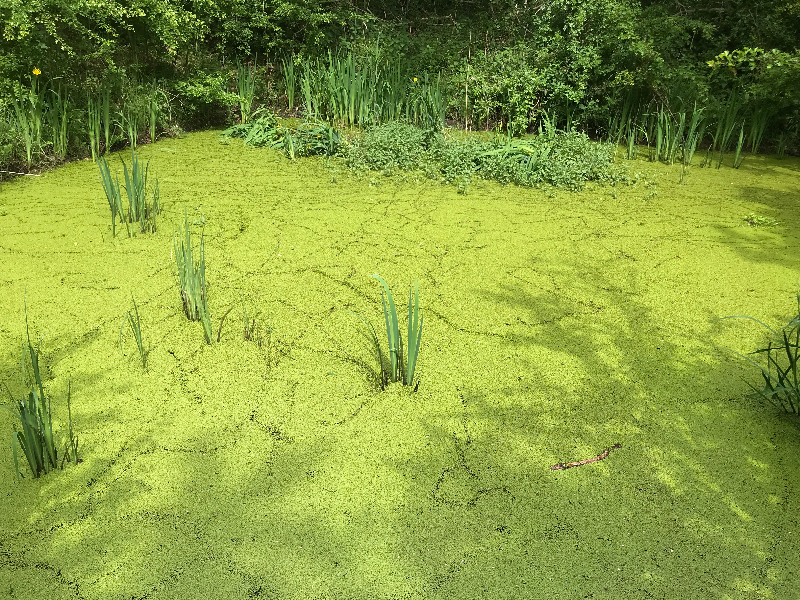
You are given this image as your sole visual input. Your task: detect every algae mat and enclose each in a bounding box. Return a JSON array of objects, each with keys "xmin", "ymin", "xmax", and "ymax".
[{"xmin": 1, "ymin": 131, "xmax": 800, "ymax": 599}]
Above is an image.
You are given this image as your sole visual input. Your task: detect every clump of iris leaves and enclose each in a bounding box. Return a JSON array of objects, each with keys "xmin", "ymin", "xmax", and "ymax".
[{"xmin": 222, "ymin": 112, "xmax": 628, "ymax": 193}]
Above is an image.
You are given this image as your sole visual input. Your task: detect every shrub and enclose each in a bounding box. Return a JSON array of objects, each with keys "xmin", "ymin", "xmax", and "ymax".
[
  {"xmin": 222, "ymin": 113, "xmax": 340, "ymax": 158},
  {"xmin": 172, "ymin": 73, "xmax": 239, "ymax": 129},
  {"xmin": 342, "ymin": 121, "xmax": 432, "ymax": 174}
]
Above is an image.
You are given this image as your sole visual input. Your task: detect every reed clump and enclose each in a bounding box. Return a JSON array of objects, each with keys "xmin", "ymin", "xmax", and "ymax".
[
  {"xmin": 8, "ymin": 314, "xmax": 78, "ymax": 479},
  {"xmin": 354, "ymin": 275, "xmax": 423, "ymax": 391},
  {"xmin": 174, "ymin": 210, "xmax": 213, "ymax": 344},
  {"xmin": 97, "ymin": 149, "xmax": 159, "ymax": 236},
  {"xmin": 120, "ymin": 296, "xmax": 148, "ymax": 369},
  {"xmin": 722, "ymin": 297, "xmax": 800, "ymax": 415}
]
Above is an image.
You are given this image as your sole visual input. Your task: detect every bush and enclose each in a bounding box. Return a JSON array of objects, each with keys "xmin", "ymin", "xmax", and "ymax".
[
  {"xmin": 172, "ymin": 73, "xmax": 239, "ymax": 129},
  {"xmin": 342, "ymin": 121, "xmax": 433, "ymax": 175},
  {"xmin": 222, "ymin": 112, "xmax": 341, "ymax": 159},
  {"xmin": 341, "ymin": 123, "xmax": 627, "ymax": 191},
  {"xmin": 433, "ymin": 138, "xmax": 482, "ymax": 193}
]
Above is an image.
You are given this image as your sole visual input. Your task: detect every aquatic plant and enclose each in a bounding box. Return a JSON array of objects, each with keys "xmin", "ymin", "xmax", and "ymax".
[
  {"xmin": 47, "ymin": 85, "xmax": 70, "ymax": 159},
  {"xmin": 295, "ymin": 51, "xmax": 444, "ymax": 129},
  {"xmin": 748, "ymin": 107, "xmax": 771, "ymax": 154},
  {"xmin": 9, "ymin": 313, "xmax": 78, "ymax": 479},
  {"xmin": 101, "ymin": 88, "xmax": 113, "ymax": 155},
  {"xmin": 743, "ymin": 214, "xmax": 779, "ymax": 227},
  {"xmin": 11, "ymin": 68, "xmax": 45, "ymax": 168},
  {"xmin": 241, "ymin": 296, "xmax": 264, "ymax": 346},
  {"xmin": 120, "ymin": 296, "xmax": 148, "ymax": 369},
  {"xmin": 222, "ymin": 111, "xmax": 279, "ymax": 146},
  {"xmin": 87, "ymin": 97, "xmax": 101, "ymax": 161},
  {"xmin": 121, "ymin": 149, "xmax": 159, "ymax": 233},
  {"xmin": 223, "ymin": 113, "xmax": 340, "ymax": 159},
  {"xmin": 216, "ymin": 296, "xmax": 266, "ymax": 347},
  {"xmin": 87, "ymin": 89, "xmax": 114, "ymax": 159},
  {"xmin": 354, "ymin": 275, "xmax": 422, "ymax": 390},
  {"xmin": 121, "ymin": 105, "xmax": 140, "ymax": 149},
  {"xmin": 174, "ymin": 210, "xmax": 213, "ymax": 344},
  {"xmin": 278, "ymin": 121, "xmax": 341, "ymax": 159},
  {"xmin": 712, "ymin": 93, "xmax": 743, "ymax": 168},
  {"xmin": 733, "ymin": 124, "xmax": 746, "ymax": 168},
  {"xmin": 721, "ymin": 297, "xmax": 800, "ymax": 415},
  {"xmin": 281, "ymin": 56, "xmax": 297, "ymax": 111},
  {"xmin": 97, "ymin": 156, "xmax": 127, "ymax": 237},
  {"xmin": 683, "ymin": 106, "xmax": 707, "ymax": 166},
  {"xmin": 237, "ymin": 61, "xmax": 257, "ymax": 124}
]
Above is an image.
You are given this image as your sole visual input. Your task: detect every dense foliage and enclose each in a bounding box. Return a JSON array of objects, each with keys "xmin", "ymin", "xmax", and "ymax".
[{"xmin": 1, "ymin": 0, "xmax": 798, "ymax": 173}]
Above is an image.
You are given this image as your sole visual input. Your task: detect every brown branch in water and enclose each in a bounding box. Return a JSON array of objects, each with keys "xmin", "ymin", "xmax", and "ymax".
[{"xmin": 550, "ymin": 443, "xmax": 622, "ymax": 471}]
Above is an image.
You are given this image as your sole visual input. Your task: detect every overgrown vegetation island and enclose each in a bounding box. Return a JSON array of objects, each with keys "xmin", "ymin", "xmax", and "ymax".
[{"xmin": 1, "ymin": 1, "xmax": 800, "ymax": 598}]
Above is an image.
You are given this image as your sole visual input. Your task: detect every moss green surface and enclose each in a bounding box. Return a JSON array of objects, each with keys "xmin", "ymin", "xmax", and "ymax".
[{"xmin": 1, "ymin": 132, "xmax": 800, "ymax": 599}]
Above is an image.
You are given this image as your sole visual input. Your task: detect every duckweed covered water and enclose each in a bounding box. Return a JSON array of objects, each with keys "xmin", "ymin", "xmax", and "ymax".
[{"xmin": 1, "ymin": 131, "xmax": 800, "ymax": 599}]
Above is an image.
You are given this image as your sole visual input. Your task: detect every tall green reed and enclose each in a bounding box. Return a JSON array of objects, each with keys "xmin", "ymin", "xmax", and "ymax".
[
  {"xmin": 608, "ymin": 91, "xmax": 640, "ymax": 149},
  {"xmin": 646, "ymin": 105, "xmax": 686, "ymax": 164},
  {"xmin": 174, "ymin": 210, "xmax": 213, "ymax": 344},
  {"xmin": 747, "ymin": 107, "xmax": 770, "ymax": 154},
  {"xmin": 87, "ymin": 89, "xmax": 115, "ymax": 158},
  {"xmin": 120, "ymin": 296, "xmax": 148, "ymax": 369},
  {"xmin": 733, "ymin": 124, "xmax": 746, "ymax": 168},
  {"xmin": 97, "ymin": 156, "xmax": 127, "ymax": 237},
  {"xmin": 281, "ymin": 56, "xmax": 297, "ymax": 112},
  {"xmin": 47, "ymin": 85, "xmax": 70, "ymax": 159},
  {"xmin": 122, "ymin": 106, "xmax": 140, "ymax": 149},
  {"xmin": 354, "ymin": 275, "xmax": 422, "ymax": 390},
  {"xmin": 121, "ymin": 149, "xmax": 159, "ymax": 233},
  {"xmin": 11, "ymin": 69, "xmax": 45, "ymax": 168},
  {"xmin": 712, "ymin": 93, "xmax": 742, "ymax": 168},
  {"xmin": 296, "ymin": 51, "xmax": 444, "ymax": 129},
  {"xmin": 237, "ymin": 61, "xmax": 257, "ymax": 124},
  {"xmin": 9, "ymin": 312, "xmax": 78, "ymax": 479},
  {"xmin": 102, "ymin": 88, "xmax": 112, "ymax": 154},
  {"xmin": 87, "ymin": 97, "xmax": 101, "ymax": 161},
  {"xmin": 684, "ymin": 106, "xmax": 707, "ymax": 165},
  {"xmin": 721, "ymin": 298, "xmax": 800, "ymax": 415}
]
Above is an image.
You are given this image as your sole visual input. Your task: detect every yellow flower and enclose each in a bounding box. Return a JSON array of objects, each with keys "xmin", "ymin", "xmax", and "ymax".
[
  {"xmin": 32, "ymin": 67, "xmax": 41, "ymax": 76},
  {"xmin": 413, "ymin": 77, "xmax": 418, "ymax": 82}
]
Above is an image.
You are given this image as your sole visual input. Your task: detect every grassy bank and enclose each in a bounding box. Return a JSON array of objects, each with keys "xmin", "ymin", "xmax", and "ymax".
[{"xmin": 1, "ymin": 132, "xmax": 799, "ymax": 598}]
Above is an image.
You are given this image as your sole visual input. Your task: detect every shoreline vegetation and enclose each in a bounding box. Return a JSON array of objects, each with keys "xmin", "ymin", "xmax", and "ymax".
[{"xmin": 1, "ymin": 3, "xmax": 799, "ymax": 180}]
